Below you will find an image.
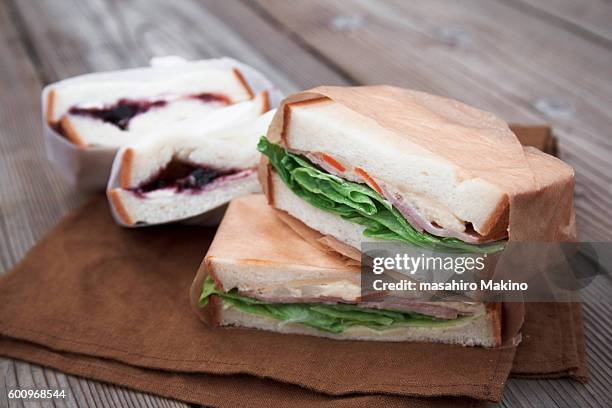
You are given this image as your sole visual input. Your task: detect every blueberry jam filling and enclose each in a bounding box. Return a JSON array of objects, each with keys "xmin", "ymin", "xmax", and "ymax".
[
  {"xmin": 191, "ymin": 92, "xmax": 231, "ymax": 105},
  {"xmin": 69, "ymin": 99, "xmax": 167, "ymax": 130},
  {"xmin": 132, "ymin": 160, "xmax": 239, "ymax": 194},
  {"xmin": 67, "ymin": 93, "xmax": 230, "ymax": 131}
]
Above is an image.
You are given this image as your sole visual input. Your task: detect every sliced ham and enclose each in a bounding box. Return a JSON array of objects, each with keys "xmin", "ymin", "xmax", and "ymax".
[
  {"xmin": 378, "ymin": 183, "xmax": 491, "ymax": 244},
  {"xmin": 359, "ymin": 298, "xmax": 460, "ymax": 319}
]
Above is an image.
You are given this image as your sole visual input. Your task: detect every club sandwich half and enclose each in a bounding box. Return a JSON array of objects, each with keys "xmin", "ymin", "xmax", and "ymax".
[
  {"xmin": 258, "ymin": 86, "xmax": 575, "ymax": 256},
  {"xmin": 193, "ymin": 195, "xmax": 503, "ymax": 347}
]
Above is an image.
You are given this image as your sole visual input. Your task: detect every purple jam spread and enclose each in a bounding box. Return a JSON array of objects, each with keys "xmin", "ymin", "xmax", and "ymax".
[
  {"xmin": 68, "ymin": 93, "xmax": 231, "ymax": 130},
  {"xmin": 191, "ymin": 92, "xmax": 231, "ymax": 105},
  {"xmin": 132, "ymin": 161, "xmax": 238, "ymax": 195},
  {"xmin": 69, "ymin": 99, "xmax": 167, "ymax": 130}
]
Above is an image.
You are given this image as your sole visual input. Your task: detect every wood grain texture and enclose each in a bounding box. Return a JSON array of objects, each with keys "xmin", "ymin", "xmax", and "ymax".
[
  {"xmin": 506, "ymin": 0, "xmax": 612, "ymax": 44},
  {"xmin": 11, "ymin": 0, "xmax": 349, "ymax": 91},
  {"xmin": 0, "ymin": 358, "xmax": 189, "ymax": 408}
]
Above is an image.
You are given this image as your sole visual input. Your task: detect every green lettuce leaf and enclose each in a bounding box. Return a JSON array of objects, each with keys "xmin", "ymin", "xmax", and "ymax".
[
  {"xmin": 258, "ymin": 136, "xmax": 504, "ymax": 254},
  {"xmin": 199, "ymin": 277, "xmax": 472, "ymax": 333}
]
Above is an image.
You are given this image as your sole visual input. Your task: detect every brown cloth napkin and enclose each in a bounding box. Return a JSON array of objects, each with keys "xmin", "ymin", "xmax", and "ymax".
[
  {"xmin": 515, "ymin": 302, "xmax": 587, "ymax": 380},
  {"xmin": 0, "ymin": 338, "xmax": 482, "ymax": 408},
  {"xmin": 0, "ymin": 198, "xmax": 586, "ymax": 407}
]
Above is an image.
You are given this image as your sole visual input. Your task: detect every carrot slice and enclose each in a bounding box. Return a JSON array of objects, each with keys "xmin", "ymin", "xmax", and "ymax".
[
  {"xmin": 355, "ymin": 167, "xmax": 383, "ymax": 195},
  {"xmin": 321, "ymin": 153, "xmax": 345, "ymax": 172}
]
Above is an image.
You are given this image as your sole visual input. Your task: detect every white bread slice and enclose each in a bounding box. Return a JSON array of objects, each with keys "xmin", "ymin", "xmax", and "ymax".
[
  {"xmin": 269, "ymin": 170, "xmax": 370, "ymax": 249},
  {"xmin": 208, "ymin": 239, "xmax": 362, "ymax": 302},
  {"xmin": 193, "ymin": 195, "xmax": 501, "ymax": 347},
  {"xmin": 206, "ymin": 297, "xmax": 500, "ymax": 347},
  {"xmin": 46, "ymin": 67, "xmax": 252, "ymax": 125},
  {"xmin": 109, "ymin": 171, "xmax": 260, "ymax": 225},
  {"xmin": 203, "ymin": 195, "xmax": 361, "ymax": 298},
  {"xmin": 281, "ymin": 98, "xmax": 508, "ymax": 238}
]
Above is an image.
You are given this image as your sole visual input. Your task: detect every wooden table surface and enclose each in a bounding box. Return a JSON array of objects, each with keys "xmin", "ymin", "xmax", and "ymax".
[{"xmin": 1, "ymin": 0, "xmax": 611, "ymax": 407}]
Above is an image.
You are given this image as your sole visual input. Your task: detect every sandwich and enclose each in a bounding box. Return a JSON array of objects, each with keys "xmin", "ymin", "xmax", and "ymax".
[
  {"xmin": 108, "ymin": 92, "xmax": 273, "ymax": 226},
  {"xmin": 192, "ymin": 87, "xmax": 574, "ymax": 347},
  {"xmin": 192, "ymin": 195, "xmax": 502, "ymax": 346},
  {"xmin": 46, "ymin": 63, "xmax": 254, "ymax": 148},
  {"xmin": 258, "ymin": 86, "xmax": 576, "ymax": 256}
]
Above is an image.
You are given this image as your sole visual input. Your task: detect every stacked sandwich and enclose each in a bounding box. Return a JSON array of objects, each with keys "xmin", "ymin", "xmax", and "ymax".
[
  {"xmin": 192, "ymin": 86, "xmax": 576, "ymax": 347},
  {"xmin": 43, "ymin": 58, "xmax": 284, "ymax": 194},
  {"xmin": 46, "ymin": 59, "xmax": 278, "ymax": 225},
  {"xmin": 45, "ymin": 60, "xmax": 272, "ymax": 226}
]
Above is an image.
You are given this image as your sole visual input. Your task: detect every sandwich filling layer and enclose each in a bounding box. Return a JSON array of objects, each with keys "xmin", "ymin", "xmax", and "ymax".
[
  {"xmin": 129, "ymin": 159, "xmax": 251, "ymax": 196},
  {"xmin": 199, "ymin": 277, "xmax": 477, "ymax": 333},
  {"xmin": 61, "ymin": 93, "xmax": 231, "ymax": 133},
  {"xmin": 258, "ymin": 137, "xmax": 505, "ymax": 253}
]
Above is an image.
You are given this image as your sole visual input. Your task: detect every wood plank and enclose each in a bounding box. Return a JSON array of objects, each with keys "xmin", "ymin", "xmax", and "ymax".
[
  {"xmin": 506, "ymin": 0, "xmax": 612, "ymax": 44},
  {"xmin": 0, "ymin": 358, "xmax": 188, "ymax": 408},
  {"xmin": 253, "ymin": 0, "xmax": 612, "ymax": 244},
  {"xmin": 12, "ymin": 0, "xmax": 349, "ymax": 90},
  {"xmin": 200, "ymin": 0, "xmax": 352, "ymax": 89}
]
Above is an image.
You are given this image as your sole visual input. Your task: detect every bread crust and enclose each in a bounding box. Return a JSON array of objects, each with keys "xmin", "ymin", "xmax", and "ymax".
[
  {"xmin": 477, "ymin": 195, "xmax": 509, "ymax": 239},
  {"xmin": 119, "ymin": 148, "xmax": 135, "ymax": 189},
  {"xmin": 203, "ymin": 295, "xmax": 223, "ymax": 326},
  {"xmin": 45, "ymin": 89, "xmax": 56, "ymax": 126},
  {"xmin": 260, "ymin": 90, "xmax": 270, "ymax": 114},
  {"xmin": 204, "ymin": 257, "xmax": 226, "ymax": 292},
  {"xmin": 486, "ymin": 302, "xmax": 503, "ymax": 347},
  {"xmin": 232, "ymin": 68, "xmax": 254, "ymax": 100},
  {"xmin": 257, "ymin": 161, "xmax": 274, "ymax": 206},
  {"xmin": 509, "ymin": 124, "xmax": 557, "ymax": 155},
  {"xmin": 59, "ymin": 116, "xmax": 87, "ymax": 148},
  {"xmin": 108, "ymin": 189, "xmax": 134, "ymax": 225},
  {"xmin": 196, "ymin": 257, "xmax": 225, "ymax": 327}
]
